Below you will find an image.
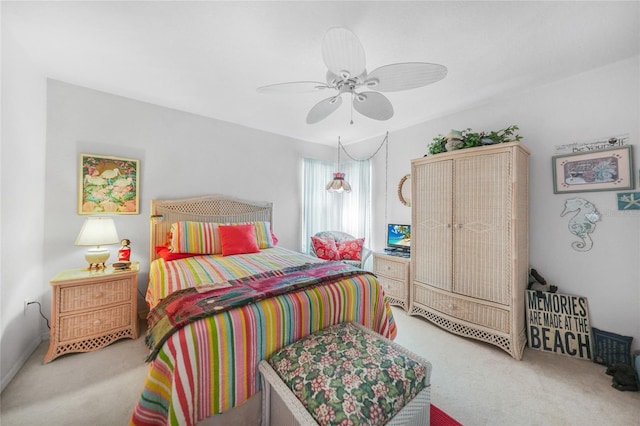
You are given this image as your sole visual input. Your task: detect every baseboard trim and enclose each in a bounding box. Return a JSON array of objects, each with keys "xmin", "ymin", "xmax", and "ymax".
[{"xmin": 0, "ymin": 334, "xmax": 44, "ymax": 393}]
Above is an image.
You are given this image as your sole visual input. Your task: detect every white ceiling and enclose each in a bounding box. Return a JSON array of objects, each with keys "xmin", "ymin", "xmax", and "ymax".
[{"xmin": 3, "ymin": 1, "xmax": 639, "ymax": 145}]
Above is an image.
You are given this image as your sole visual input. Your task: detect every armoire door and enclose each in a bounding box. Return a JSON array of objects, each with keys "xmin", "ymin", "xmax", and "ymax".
[
  {"xmin": 452, "ymin": 151, "xmax": 512, "ymax": 305},
  {"xmin": 412, "ymin": 159, "xmax": 453, "ymax": 291}
]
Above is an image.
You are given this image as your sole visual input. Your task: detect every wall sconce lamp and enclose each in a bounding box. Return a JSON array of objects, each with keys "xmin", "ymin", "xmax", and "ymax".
[{"xmin": 75, "ymin": 217, "xmax": 120, "ymax": 270}]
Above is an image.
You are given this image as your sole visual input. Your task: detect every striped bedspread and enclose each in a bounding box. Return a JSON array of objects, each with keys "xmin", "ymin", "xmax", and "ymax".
[
  {"xmin": 145, "ymin": 247, "xmax": 326, "ymax": 308},
  {"xmin": 131, "ymin": 247, "xmax": 397, "ymax": 426}
]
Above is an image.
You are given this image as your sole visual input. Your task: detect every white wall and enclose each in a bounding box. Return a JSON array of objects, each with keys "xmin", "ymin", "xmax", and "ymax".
[
  {"xmin": 43, "ymin": 79, "xmax": 335, "ymax": 312},
  {"xmin": 360, "ymin": 56, "xmax": 640, "ymax": 351},
  {"xmin": 0, "ymin": 29, "xmax": 48, "ymax": 390}
]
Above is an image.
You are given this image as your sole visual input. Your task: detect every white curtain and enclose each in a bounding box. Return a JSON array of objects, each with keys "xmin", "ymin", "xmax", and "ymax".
[{"xmin": 302, "ymin": 158, "xmax": 371, "ymax": 253}]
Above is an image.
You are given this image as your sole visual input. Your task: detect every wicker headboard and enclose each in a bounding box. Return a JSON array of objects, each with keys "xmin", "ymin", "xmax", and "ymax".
[{"xmin": 149, "ymin": 194, "xmax": 273, "ymax": 262}]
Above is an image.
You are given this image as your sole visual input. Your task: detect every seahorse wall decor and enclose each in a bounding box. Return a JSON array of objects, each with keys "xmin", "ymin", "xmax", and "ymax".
[{"xmin": 560, "ymin": 198, "xmax": 601, "ymax": 252}]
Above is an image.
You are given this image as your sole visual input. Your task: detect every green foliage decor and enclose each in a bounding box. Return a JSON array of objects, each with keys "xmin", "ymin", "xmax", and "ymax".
[{"xmin": 427, "ymin": 125, "xmax": 523, "ymax": 155}]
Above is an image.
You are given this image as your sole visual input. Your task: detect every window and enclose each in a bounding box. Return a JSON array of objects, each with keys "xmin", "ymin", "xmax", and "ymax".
[{"xmin": 301, "ymin": 158, "xmax": 371, "ymax": 253}]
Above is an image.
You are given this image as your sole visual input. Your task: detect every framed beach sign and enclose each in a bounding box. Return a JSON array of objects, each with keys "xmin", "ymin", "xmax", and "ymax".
[
  {"xmin": 78, "ymin": 153, "xmax": 140, "ymax": 215},
  {"xmin": 552, "ymin": 146, "xmax": 634, "ymax": 194}
]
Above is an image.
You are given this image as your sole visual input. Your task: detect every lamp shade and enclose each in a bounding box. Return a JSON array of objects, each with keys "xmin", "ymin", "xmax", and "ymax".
[
  {"xmin": 75, "ymin": 217, "xmax": 120, "ymax": 246},
  {"xmin": 75, "ymin": 217, "xmax": 120, "ymax": 269},
  {"xmin": 326, "ymin": 172, "xmax": 352, "ymax": 193}
]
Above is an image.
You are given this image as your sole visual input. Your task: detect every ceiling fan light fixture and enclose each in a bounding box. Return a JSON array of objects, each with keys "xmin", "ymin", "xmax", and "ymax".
[{"xmin": 259, "ymin": 27, "xmax": 447, "ymax": 125}]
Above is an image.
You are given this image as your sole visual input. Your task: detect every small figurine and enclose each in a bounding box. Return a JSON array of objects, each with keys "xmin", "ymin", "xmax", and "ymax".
[
  {"xmin": 118, "ymin": 238, "xmax": 131, "ymax": 261},
  {"xmin": 444, "ymin": 129, "xmax": 463, "ymax": 151}
]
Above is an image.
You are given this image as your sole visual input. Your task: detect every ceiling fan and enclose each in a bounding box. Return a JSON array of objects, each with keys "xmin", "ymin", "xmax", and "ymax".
[{"xmin": 257, "ymin": 27, "xmax": 447, "ymax": 124}]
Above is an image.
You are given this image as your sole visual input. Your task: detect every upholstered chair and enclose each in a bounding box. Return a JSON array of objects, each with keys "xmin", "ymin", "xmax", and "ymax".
[{"xmin": 309, "ymin": 230, "xmax": 372, "ymax": 269}]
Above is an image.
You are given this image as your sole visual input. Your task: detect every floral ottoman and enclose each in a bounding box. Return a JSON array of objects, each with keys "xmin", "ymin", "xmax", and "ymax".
[{"xmin": 258, "ymin": 322, "xmax": 432, "ymax": 426}]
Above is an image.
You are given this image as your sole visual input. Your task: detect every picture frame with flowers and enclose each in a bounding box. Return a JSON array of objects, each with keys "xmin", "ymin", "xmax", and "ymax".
[{"xmin": 78, "ymin": 153, "xmax": 140, "ymax": 215}]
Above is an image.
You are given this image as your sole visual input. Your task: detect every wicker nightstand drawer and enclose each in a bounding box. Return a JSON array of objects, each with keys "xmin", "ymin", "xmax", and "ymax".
[
  {"xmin": 45, "ymin": 263, "xmax": 139, "ymax": 363},
  {"xmin": 373, "ymin": 253, "xmax": 410, "ymax": 311},
  {"xmin": 59, "ymin": 304, "xmax": 133, "ymax": 342},
  {"xmin": 378, "ymin": 276, "xmax": 406, "ymax": 299},
  {"xmin": 60, "ymin": 279, "xmax": 132, "ymax": 313},
  {"xmin": 374, "ymin": 256, "xmax": 408, "ymax": 280}
]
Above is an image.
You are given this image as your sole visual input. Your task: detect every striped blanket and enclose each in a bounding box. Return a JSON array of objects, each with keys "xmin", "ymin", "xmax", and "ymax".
[
  {"xmin": 130, "ymin": 248, "xmax": 396, "ymax": 426},
  {"xmin": 145, "ymin": 246, "xmax": 327, "ymax": 308},
  {"xmin": 145, "ymin": 261, "xmax": 374, "ymax": 361}
]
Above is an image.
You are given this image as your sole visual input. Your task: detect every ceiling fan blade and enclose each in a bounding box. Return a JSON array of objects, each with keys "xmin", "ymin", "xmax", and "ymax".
[
  {"xmin": 365, "ymin": 62, "xmax": 448, "ymax": 92},
  {"xmin": 306, "ymin": 95, "xmax": 343, "ymax": 124},
  {"xmin": 353, "ymin": 91, "xmax": 394, "ymax": 121},
  {"xmin": 257, "ymin": 81, "xmax": 329, "ymax": 94},
  {"xmin": 322, "ymin": 27, "xmax": 366, "ymax": 80},
  {"xmin": 326, "ymin": 70, "xmax": 340, "ymax": 86}
]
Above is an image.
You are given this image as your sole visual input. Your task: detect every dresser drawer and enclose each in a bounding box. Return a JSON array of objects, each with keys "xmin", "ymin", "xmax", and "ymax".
[
  {"xmin": 58, "ymin": 303, "xmax": 133, "ymax": 342},
  {"xmin": 374, "ymin": 257, "xmax": 408, "ymax": 280},
  {"xmin": 413, "ymin": 283, "xmax": 511, "ymax": 334},
  {"xmin": 59, "ymin": 278, "xmax": 132, "ymax": 313},
  {"xmin": 378, "ymin": 276, "xmax": 406, "ymax": 299}
]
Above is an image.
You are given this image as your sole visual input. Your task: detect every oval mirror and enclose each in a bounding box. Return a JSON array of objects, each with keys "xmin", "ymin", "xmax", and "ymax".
[{"xmin": 398, "ymin": 174, "xmax": 411, "ymax": 207}]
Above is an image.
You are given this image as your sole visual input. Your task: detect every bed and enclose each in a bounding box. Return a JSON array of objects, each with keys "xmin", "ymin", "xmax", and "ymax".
[{"xmin": 130, "ymin": 195, "xmax": 397, "ymax": 426}]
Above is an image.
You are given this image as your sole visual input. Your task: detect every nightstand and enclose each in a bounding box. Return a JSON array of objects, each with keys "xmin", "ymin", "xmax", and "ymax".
[
  {"xmin": 373, "ymin": 252, "xmax": 410, "ymax": 311},
  {"xmin": 44, "ymin": 262, "xmax": 139, "ymax": 363}
]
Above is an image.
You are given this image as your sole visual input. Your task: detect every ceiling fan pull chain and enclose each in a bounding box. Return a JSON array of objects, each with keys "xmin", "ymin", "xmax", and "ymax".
[{"xmin": 350, "ymin": 92, "xmax": 354, "ymax": 125}]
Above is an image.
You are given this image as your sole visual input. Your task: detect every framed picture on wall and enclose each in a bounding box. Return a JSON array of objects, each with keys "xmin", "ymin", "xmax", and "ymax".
[
  {"xmin": 552, "ymin": 146, "xmax": 634, "ymax": 194},
  {"xmin": 617, "ymin": 192, "xmax": 640, "ymax": 210},
  {"xmin": 78, "ymin": 153, "xmax": 140, "ymax": 214}
]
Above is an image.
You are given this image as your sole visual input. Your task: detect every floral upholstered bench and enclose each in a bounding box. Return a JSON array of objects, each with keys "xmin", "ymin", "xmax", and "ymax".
[{"xmin": 258, "ymin": 322, "xmax": 432, "ymax": 425}]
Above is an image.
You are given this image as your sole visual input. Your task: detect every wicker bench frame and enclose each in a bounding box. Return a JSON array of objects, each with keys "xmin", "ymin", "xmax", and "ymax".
[{"xmin": 259, "ymin": 322, "xmax": 432, "ymax": 425}]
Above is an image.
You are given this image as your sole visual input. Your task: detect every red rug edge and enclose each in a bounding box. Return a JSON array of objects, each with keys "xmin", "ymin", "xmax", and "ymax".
[{"xmin": 431, "ymin": 403, "xmax": 463, "ymax": 426}]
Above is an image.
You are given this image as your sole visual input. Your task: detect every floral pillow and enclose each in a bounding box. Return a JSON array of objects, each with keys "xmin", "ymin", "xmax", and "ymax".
[
  {"xmin": 311, "ymin": 236, "xmax": 340, "ymax": 261},
  {"xmin": 337, "ymin": 238, "xmax": 364, "ymax": 261}
]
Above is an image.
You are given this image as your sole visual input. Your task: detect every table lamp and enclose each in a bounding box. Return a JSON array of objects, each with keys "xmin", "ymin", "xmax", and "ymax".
[{"xmin": 75, "ymin": 217, "xmax": 120, "ymax": 269}]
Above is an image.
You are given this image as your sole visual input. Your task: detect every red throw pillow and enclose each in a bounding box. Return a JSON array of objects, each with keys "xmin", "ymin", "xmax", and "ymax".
[
  {"xmin": 337, "ymin": 238, "xmax": 364, "ymax": 261},
  {"xmin": 219, "ymin": 224, "xmax": 260, "ymax": 256},
  {"xmin": 311, "ymin": 236, "xmax": 340, "ymax": 261},
  {"xmin": 155, "ymin": 246, "xmax": 200, "ymax": 261}
]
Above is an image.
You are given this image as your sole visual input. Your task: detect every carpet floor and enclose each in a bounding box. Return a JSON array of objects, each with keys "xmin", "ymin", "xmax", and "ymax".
[{"xmin": 1, "ymin": 307, "xmax": 639, "ymax": 425}]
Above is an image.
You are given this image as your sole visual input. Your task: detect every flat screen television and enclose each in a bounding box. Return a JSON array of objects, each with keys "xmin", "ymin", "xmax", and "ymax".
[{"xmin": 386, "ymin": 224, "xmax": 411, "ymax": 251}]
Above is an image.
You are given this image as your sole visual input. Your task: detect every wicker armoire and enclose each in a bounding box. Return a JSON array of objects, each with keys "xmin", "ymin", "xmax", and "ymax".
[{"xmin": 410, "ymin": 141, "xmax": 529, "ymax": 360}]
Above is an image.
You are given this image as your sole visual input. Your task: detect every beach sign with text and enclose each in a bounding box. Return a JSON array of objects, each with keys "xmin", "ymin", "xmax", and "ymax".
[{"xmin": 526, "ymin": 290, "xmax": 592, "ymax": 360}]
